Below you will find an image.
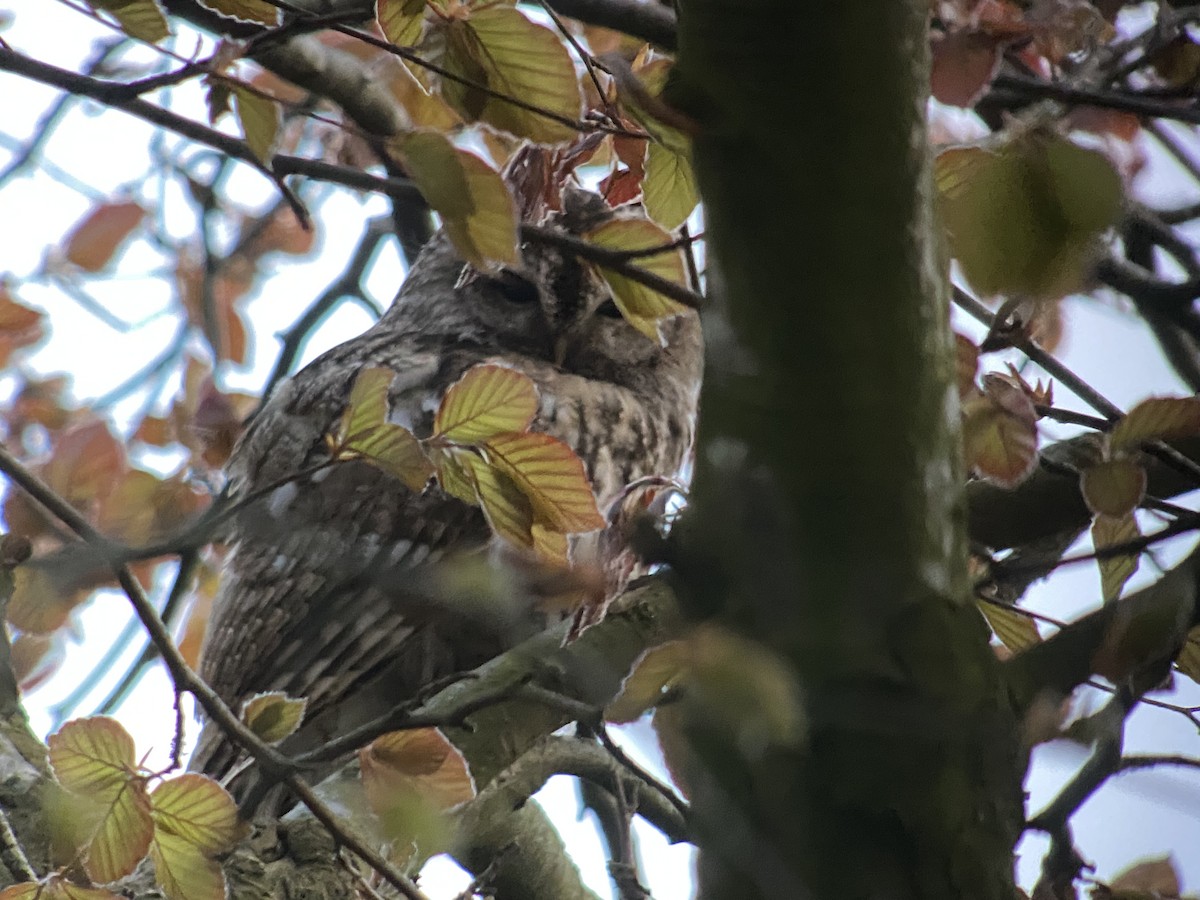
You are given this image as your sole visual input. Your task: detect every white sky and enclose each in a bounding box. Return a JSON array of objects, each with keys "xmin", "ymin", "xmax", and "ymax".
[{"xmin": 3, "ymin": 2, "xmax": 1200, "ymax": 896}]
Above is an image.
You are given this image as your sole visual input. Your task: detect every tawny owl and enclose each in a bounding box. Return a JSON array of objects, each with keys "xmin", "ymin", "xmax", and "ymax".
[{"xmin": 188, "ymin": 190, "xmax": 702, "ymax": 802}]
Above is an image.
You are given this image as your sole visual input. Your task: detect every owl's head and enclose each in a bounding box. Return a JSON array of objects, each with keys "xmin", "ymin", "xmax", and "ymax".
[{"xmin": 380, "ymin": 190, "xmax": 703, "ymax": 397}]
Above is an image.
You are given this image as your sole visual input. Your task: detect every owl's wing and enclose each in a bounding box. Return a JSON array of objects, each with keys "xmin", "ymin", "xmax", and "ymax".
[{"xmin": 191, "ymin": 345, "xmax": 507, "ymax": 782}]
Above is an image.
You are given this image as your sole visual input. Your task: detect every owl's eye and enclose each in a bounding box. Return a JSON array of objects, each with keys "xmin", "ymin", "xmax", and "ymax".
[
  {"xmin": 490, "ymin": 270, "xmax": 540, "ymax": 306},
  {"xmin": 595, "ymin": 299, "xmax": 624, "ymax": 319}
]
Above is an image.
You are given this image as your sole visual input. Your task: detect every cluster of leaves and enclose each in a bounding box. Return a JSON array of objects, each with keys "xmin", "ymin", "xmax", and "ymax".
[
  {"xmin": 328, "ymin": 363, "xmax": 604, "ymax": 561},
  {"xmin": 0, "ymin": 717, "xmax": 241, "ymax": 900}
]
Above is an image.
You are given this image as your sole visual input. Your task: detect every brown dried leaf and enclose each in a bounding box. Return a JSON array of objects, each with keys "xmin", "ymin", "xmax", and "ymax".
[{"xmin": 63, "ymin": 200, "xmax": 145, "ymax": 273}]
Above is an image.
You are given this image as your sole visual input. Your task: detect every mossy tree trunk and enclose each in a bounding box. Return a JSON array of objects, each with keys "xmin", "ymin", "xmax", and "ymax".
[{"xmin": 672, "ymin": 3, "xmax": 1027, "ymax": 897}]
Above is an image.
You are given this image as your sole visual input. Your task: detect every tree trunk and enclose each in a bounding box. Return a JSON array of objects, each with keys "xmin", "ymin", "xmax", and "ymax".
[{"xmin": 672, "ymin": 3, "xmax": 1026, "ymax": 897}]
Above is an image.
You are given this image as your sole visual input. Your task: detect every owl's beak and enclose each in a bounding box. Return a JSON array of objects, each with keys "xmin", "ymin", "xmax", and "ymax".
[{"xmin": 552, "ymin": 333, "xmax": 570, "ymax": 367}]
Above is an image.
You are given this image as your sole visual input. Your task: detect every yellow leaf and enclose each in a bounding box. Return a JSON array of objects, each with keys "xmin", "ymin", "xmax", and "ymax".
[
  {"xmin": 434, "ymin": 364, "xmax": 538, "ymax": 443},
  {"xmin": 334, "ymin": 367, "xmax": 433, "ymax": 491},
  {"xmin": 643, "ymin": 143, "xmax": 697, "ymax": 230},
  {"xmin": 232, "ymin": 87, "xmax": 280, "ymax": 164},
  {"xmin": 1092, "ymin": 513, "xmax": 1140, "ymax": 603},
  {"xmin": 530, "ymin": 523, "xmax": 569, "ymax": 565},
  {"xmin": 48, "ymin": 717, "xmax": 137, "ymax": 800},
  {"xmin": 240, "ymin": 691, "xmax": 307, "ymax": 744},
  {"xmin": 1080, "ymin": 458, "xmax": 1146, "ymax": 518},
  {"xmin": 607, "ymin": 641, "xmax": 687, "ymax": 723},
  {"xmin": 150, "ymin": 775, "xmax": 241, "ymax": 854},
  {"xmin": 398, "ymin": 130, "xmax": 518, "ymax": 267},
  {"xmin": 483, "ymin": 431, "xmax": 604, "ymax": 534},
  {"xmin": 463, "ymin": 451, "xmax": 537, "ymax": 548},
  {"xmin": 0, "ymin": 878, "xmax": 122, "ymax": 900},
  {"xmin": 85, "ymin": 780, "xmax": 154, "ymax": 883},
  {"xmin": 434, "ymin": 448, "xmax": 481, "ymax": 505},
  {"xmin": 977, "ymin": 600, "xmax": 1041, "ymax": 653},
  {"xmin": 195, "ymin": 0, "xmax": 278, "ymax": 24},
  {"xmin": 377, "ymin": 0, "xmax": 427, "ymax": 47},
  {"xmin": 1109, "ymin": 396, "xmax": 1200, "ymax": 452},
  {"xmin": 583, "ymin": 218, "xmax": 689, "ymax": 341},
  {"xmin": 961, "ymin": 379, "xmax": 1038, "ymax": 488},
  {"xmin": 439, "ymin": 6, "xmax": 581, "ymax": 144},
  {"xmin": 151, "ymin": 830, "xmax": 226, "ymax": 900},
  {"xmin": 87, "ymin": 0, "xmax": 169, "ymax": 43}
]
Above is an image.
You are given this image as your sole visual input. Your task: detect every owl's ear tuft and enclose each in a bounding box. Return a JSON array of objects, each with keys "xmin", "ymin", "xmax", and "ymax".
[{"xmin": 556, "ymin": 187, "xmax": 614, "ymax": 234}]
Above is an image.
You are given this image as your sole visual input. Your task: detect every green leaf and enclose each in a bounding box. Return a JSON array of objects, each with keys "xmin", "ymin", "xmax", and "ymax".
[
  {"xmin": 583, "ymin": 218, "xmax": 690, "ymax": 341},
  {"xmin": 333, "ymin": 367, "xmax": 433, "ymax": 491},
  {"xmin": 606, "ymin": 641, "xmax": 687, "ymax": 724},
  {"xmin": 48, "ymin": 717, "xmax": 137, "ymax": 800},
  {"xmin": 398, "ymin": 130, "xmax": 518, "ymax": 267},
  {"xmin": 936, "ymin": 131, "xmax": 1123, "ymax": 299},
  {"xmin": 85, "ymin": 781, "xmax": 154, "ymax": 882},
  {"xmin": 434, "ymin": 364, "xmax": 538, "ymax": 443},
  {"xmin": 232, "ymin": 87, "xmax": 280, "ymax": 164},
  {"xmin": 151, "ymin": 830, "xmax": 226, "ymax": 900},
  {"xmin": 240, "ymin": 691, "xmax": 306, "ymax": 744},
  {"xmin": 643, "ymin": 143, "xmax": 697, "ymax": 230},
  {"xmin": 1092, "ymin": 513, "xmax": 1140, "ymax": 603},
  {"xmin": 377, "ymin": 0, "xmax": 427, "ymax": 47},
  {"xmin": 151, "ymin": 775, "xmax": 240, "ymax": 854},
  {"xmin": 437, "ymin": 5, "xmax": 581, "ymax": 144},
  {"xmin": 461, "ymin": 451, "xmax": 537, "ymax": 549},
  {"xmin": 87, "ymin": 0, "xmax": 170, "ymax": 43}
]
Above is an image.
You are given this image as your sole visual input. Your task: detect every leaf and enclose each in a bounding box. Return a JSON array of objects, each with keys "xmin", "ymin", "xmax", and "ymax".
[
  {"xmin": 43, "ymin": 419, "xmax": 127, "ymax": 507},
  {"xmin": 583, "ymin": 218, "xmax": 690, "ymax": 341},
  {"xmin": 85, "ymin": 781, "xmax": 154, "ymax": 882},
  {"xmin": 936, "ymin": 131, "xmax": 1123, "ymax": 299},
  {"xmin": 686, "ymin": 625, "xmax": 806, "ymax": 750},
  {"xmin": 483, "ymin": 431, "xmax": 604, "ymax": 534},
  {"xmin": 232, "ymin": 87, "xmax": 280, "ymax": 164},
  {"xmin": 977, "ymin": 600, "xmax": 1041, "ymax": 653},
  {"xmin": 1080, "ymin": 458, "xmax": 1147, "ymax": 519},
  {"xmin": 360, "ymin": 728, "xmax": 475, "ymax": 813},
  {"xmin": 333, "ymin": 367, "xmax": 434, "ymax": 491},
  {"xmin": 151, "ymin": 830, "xmax": 226, "ymax": 900},
  {"xmin": 63, "ymin": 200, "xmax": 145, "ymax": 272},
  {"xmin": 961, "ymin": 377, "xmax": 1039, "ymax": 487},
  {"xmin": 1109, "ymin": 396, "xmax": 1200, "ymax": 453},
  {"xmin": 196, "ymin": 0, "xmax": 278, "ymax": 25},
  {"xmin": 1109, "ymin": 855, "xmax": 1181, "ymax": 895},
  {"xmin": 434, "ymin": 364, "xmax": 538, "ymax": 443},
  {"xmin": 930, "ymin": 30, "xmax": 1003, "ymax": 107},
  {"xmin": 240, "ymin": 692, "xmax": 306, "ymax": 744},
  {"xmin": 954, "ymin": 331, "xmax": 979, "ymax": 401},
  {"xmin": 151, "ymin": 775, "xmax": 241, "ymax": 853},
  {"xmin": 1175, "ymin": 625, "xmax": 1200, "ymax": 686},
  {"xmin": 434, "ymin": 448, "xmax": 482, "ymax": 505},
  {"xmin": 86, "ymin": 0, "xmax": 169, "ymax": 43},
  {"xmin": 607, "ymin": 641, "xmax": 687, "ymax": 723},
  {"xmin": 462, "ymin": 451, "xmax": 537, "ymax": 549},
  {"xmin": 1092, "ymin": 513, "xmax": 1140, "ymax": 603},
  {"xmin": 377, "ymin": 0, "xmax": 427, "ymax": 47},
  {"xmin": 438, "ymin": 5, "xmax": 581, "ymax": 144},
  {"xmin": 643, "ymin": 143, "xmax": 698, "ymax": 230},
  {"xmin": 48, "ymin": 718, "xmax": 137, "ymax": 799},
  {"xmin": 398, "ymin": 130, "xmax": 518, "ymax": 268},
  {"xmin": 0, "ymin": 285, "xmax": 45, "ymax": 366},
  {"xmin": 0, "ymin": 878, "xmax": 122, "ymax": 900}
]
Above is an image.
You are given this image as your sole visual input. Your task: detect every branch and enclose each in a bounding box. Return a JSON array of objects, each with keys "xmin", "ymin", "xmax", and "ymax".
[{"xmin": 542, "ymin": 0, "xmax": 678, "ymax": 50}]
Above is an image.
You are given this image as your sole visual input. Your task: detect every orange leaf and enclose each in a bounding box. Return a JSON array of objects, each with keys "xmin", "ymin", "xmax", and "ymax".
[
  {"xmin": 1109, "ymin": 396, "xmax": 1200, "ymax": 453},
  {"xmin": 434, "ymin": 364, "xmax": 538, "ymax": 443},
  {"xmin": 360, "ymin": 728, "xmax": 475, "ymax": 814},
  {"xmin": 961, "ymin": 377, "xmax": 1039, "ymax": 487},
  {"xmin": 63, "ymin": 200, "xmax": 145, "ymax": 272},
  {"xmin": 954, "ymin": 331, "xmax": 979, "ymax": 401},
  {"xmin": 43, "ymin": 420, "xmax": 128, "ymax": 508},
  {"xmin": 0, "ymin": 285, "xmax": 45, "ymax": 366},
  {"xmin": 483, "ymin": 431, "xmax": 604, "ymax": 533}
]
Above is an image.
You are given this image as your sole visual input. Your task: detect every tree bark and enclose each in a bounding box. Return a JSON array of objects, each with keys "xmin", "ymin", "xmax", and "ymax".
[{"xmin": 672, "ymin": 3, "xmax": 1025, "ymax": 897}]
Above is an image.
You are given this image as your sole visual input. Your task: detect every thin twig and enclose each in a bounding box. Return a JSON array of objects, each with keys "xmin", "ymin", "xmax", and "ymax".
[{"xmin": 0, "ymin": 807, "xmax": 36, "ymax": 883}]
